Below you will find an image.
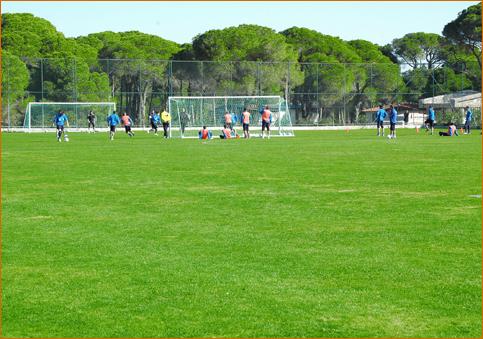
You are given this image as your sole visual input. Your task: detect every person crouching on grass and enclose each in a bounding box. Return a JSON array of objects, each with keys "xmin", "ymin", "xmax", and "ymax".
[
  {"xmin": 439, "ymin": 122, "xmax": 459, "ymax": 137},
  {"xmin": 219, "ymin": 124, "xmax": 232, "ymax": 139},
  {"xmin": 199, "ymin": 126, "xmax": 212, "ymax": 140},
  {"xmin": 121, "ymin": 112, "xmax": 134, "ymax": 137}
]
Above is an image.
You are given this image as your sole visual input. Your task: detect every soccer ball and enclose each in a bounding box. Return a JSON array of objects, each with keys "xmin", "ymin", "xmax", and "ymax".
[
  {"xmin": 387, "ymin": 135, "xmax": 392, "ymax": 139},
  {"xmin": 64, "ymin": 135, "xmax": 69, "ymax": 142}
]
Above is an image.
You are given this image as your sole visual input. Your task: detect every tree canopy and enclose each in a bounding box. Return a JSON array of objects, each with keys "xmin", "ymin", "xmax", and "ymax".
[{"xmin": 1, "ymin": 5, "xmax": 481, "ymax": 126}]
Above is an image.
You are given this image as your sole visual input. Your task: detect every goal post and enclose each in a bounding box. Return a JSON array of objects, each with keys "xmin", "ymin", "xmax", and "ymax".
[
  {"xmin": 167, "ymin": 96, "xmax": 294, "ymax": 138},
  {"xmin": 24, "ymin": 102, "xmax": 116, "ymax": 131}
]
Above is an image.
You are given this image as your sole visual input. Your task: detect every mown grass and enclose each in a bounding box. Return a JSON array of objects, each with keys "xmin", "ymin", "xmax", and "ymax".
[{"xmin": 2, "ymin": 129, "xmax": 481, "ymax": 337}]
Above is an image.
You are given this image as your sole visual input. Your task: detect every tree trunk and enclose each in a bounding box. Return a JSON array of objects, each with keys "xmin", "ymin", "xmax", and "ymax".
[{"xmin": 139, "ymin": 82, "xmax": 151, "ymax": 127}]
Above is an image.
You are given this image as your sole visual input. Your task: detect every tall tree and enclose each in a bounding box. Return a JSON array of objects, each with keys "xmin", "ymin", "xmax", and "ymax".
[
  {"xmin": 2, "ymin": 50, "xmax": 30, "ymax": 126},
  {"xmin": 81, "ymin": 31, "xmax": 180, "ymax": 122},
  {"xmin": 392, "ymin": 32, "xmax": 444, "ymax": 69},
  {"xmin": 191, "ymin": 25, "xmax": 302, "ymax": 97},
  {"xmin": 443, "ymin": 3, "xmax": 481, "ymax": 68}
]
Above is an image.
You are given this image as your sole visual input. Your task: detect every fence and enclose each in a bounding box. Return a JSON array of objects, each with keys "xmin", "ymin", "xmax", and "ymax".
[{"xmin": 2, "ymin": 58, "xmax": 481, "ymax": 129}]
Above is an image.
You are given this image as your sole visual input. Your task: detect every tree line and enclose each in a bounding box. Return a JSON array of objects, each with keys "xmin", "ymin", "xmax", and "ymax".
[{"xmin": 2, "ymin": 3, "xmax": 480, "ymax": 126}]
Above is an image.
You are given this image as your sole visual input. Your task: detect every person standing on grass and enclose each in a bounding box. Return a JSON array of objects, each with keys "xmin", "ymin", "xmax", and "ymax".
[
  {"xmin": 425, "ymin": 105, "xmax": 436, "ymax": 135},
  {"xmin": 107, "ymin": 111, "xmax": 121, "ymax": 141},
  {"xmin": 261, "ymin": 105, "xmax": 272, "ymax": 139},
  {"xmin": 242, "ymin": 107, "xmax": 251, "ymax": 139},
  {"xmin": 376, "ymin": 104, "xmax": 386, "ymax": 136},
  {"xmin": 53, "ymin": 110, "xmax": 69, "ymax": 142},
  {"xmin": 121, "ymin": 112, "xmax": 134, "ymax": 137},
  {"xmin": 464, "ymin": 106, "xmax": 472, "ymax": 134},
  {"xmin": 87, "ymin": 110, "xmax": 96, "ymax": 133},
  {"xmin": 180, "ymin": 108, "xmax": 189, "ymax": 136},
  {"xmin": 389, "ymin": 104, "xmax": 397, "ymax": 139},
  {"xmin": 161, "ymin": 108, "xmax": 171, "ymax": 138},
  {"xmin": 224, "ymin": 111, "xmax": 233, "ymax": 130}
]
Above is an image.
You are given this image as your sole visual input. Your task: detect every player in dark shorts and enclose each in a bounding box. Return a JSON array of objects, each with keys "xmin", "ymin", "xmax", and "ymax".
[
  {"xmin": 87, "ymin": 110, "xmax": 96, "ymax": 133},
  {"xmin": 121, "ymin": 112, "xmax": 134, "ymax": 137},
  {"xmin": 107, "ymin": 111, "xmax": 121, "ymax": 140},
  {"xmin": 261, "ymin": 105, "xmax": 272, "ymax": 139},
  {"xmin": 389, "ymin": 104, "xmax": 397, "ymax": 139},
  {"xmin": 53, "ymin": 110, "xmax": 69, "ymax": 142},
  {"xmin": 242, "ymin": 108, "xmax": 250, "ymax": 139},
  {"xmin": 376, "ymin": 105, "xmax": 387, "ymax": 136},
  {"xmin": 425, "ymin": 105, "xmax": 435, "ymax": 135}
]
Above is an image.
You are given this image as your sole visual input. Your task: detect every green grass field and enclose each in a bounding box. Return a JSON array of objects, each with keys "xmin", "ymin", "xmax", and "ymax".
[{"xmin": 2, "ymin": 129, "xmax": 481, "ymax": 337}]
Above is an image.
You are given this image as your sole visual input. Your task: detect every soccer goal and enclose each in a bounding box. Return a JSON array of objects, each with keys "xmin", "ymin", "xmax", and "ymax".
[
  {"xmin": 24, "ymin": 102, "xmax": 116, "ymax": 131},
  {"xmin": 167, "ymin": 96, "xmax": 294, "ymax": 138}
]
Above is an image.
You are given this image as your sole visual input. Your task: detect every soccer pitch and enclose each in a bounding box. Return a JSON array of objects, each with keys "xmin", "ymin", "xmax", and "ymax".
[{"xmin": 2, "ymin": 130, "xmax": 481, "ymax": 337}]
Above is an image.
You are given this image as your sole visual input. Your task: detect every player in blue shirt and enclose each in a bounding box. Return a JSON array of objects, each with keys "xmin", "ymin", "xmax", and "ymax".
[
  {"xmin": 425, "ymin": 105, "xmax": 436, "ymax": 135},
  {"xmin": 464, "ymin": 106, "xmax": 472, "ymax": 134},
  {"xmin": 389, "ymin": 105, "xmax": 398, "ymax": 139},
  {"xmin": 107, "ymin": 111, "xmax": 121, "ymax": 140},
  {"xmin": 376, "ymin": 105, "xmax": 387, "ymax": 136},
  {"xmin": 149, "ymin": 110, "xmax": 160, "ymax": 135},
  {"xmin": 52, "ymin": 110, "xmax": 69, "ymax": 142}
]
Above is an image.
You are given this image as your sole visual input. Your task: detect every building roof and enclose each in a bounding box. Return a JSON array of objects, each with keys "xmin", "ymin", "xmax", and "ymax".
[
  {"xmin": 419, "ymin": 91, "xmax": 481, "ymax": 109},
  {"xmin": 361, "ymin": 103, "xmax": 420, "ymax": 113}
]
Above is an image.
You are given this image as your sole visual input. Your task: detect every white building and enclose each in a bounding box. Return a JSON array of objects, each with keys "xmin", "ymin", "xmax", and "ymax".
[
  {"xmin": 419, "ymin": 90, "xmax": 481, "ymax": 110},
  {"xmin": 419, "ymin": 91, "xmax": 481, "ymax": 125}
]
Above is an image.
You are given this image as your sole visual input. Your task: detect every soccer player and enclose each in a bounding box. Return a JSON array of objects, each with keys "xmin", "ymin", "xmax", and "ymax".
[
  {"xmin": 389, "ymin": 104, "xmax": 397, "ymax": 139},
  {"xmin": 161, "ymin": 108, "xmax": 171, "ymax": 138},
  {"xmin": 261, "ymin": 105, "xmax": 272, "ymax": 139},
  {"xmin": 121, "ymin": 112, "xmax": 134, "ymax": 137},
  {"xmin": 425, "ymin": 105, "xmax": 436, "ymax": 135},
  {"xmin": 198, "ymin": 126, "xmax": 212, "ymax": 140},
  {"xmin": 439, "ymin": 122, "xmax": 459, "ymax": 136},
  {"xmin": 180, "ymin": 108, "xmax": 189, "ymax": 136},
  {"xmin": 224, "ymin": 111, "xmax": 232, "ymax": 130},
  {"xmin": 219, "ymin": 125, "xmax": 232, "ymax": 139},
  {"xmin": 464, "ymin": 106, "xmax": 472, "ymax": 134},
  {"xmin": 376, "ymin": 105, "xmax": 387, "ymax": 136},
  {"xmin": 242, "ymin": 107, "xmax": 251, "ymax": 139},
  {"xmin": 53, "ymin": 110, "xmax": 69, "ymax": 142},
  {"xmin": 149, "ymin": 110, "xmax": 160, "ymax": 135},
  {"xmin": 87, "ymin": 110, "xmax": 96, "ymax": 133},
  {"xmin": 107, "ymin": 111, "xmax": 121, "ymax": 140}
]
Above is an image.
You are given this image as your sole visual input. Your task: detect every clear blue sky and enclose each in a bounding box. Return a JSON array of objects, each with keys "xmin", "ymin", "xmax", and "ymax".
[{"xmin": 2, "ymin": 1, "xmax": 478, "ymax": 46}]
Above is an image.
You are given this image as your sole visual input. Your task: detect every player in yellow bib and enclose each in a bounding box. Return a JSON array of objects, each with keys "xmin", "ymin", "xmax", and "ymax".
[{"xmin": 161, "ymin": 109, "xmax": 171, "ymax": 138}]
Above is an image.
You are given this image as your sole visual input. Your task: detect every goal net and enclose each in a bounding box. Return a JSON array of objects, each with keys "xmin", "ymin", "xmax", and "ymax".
[
  {"xmin": 24, "ymin": 102, "xmax": 116, "ymax": 131},
  {"xmin": 168, "ymin": 96, "xmax": 293, "ymax": 138}
]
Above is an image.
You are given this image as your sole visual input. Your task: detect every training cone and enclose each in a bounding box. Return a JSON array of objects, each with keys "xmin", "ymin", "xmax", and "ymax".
[
  {"xmin": 460, "ymin": 128, "xmax": 464, "ymax": 134},
  {"xmin": 416, "ymin": 126, "xmax": 419, "ymax": 133},
  {"xmin": 345, "ymin": 128, "xmax": 349, "ymax": 133}
]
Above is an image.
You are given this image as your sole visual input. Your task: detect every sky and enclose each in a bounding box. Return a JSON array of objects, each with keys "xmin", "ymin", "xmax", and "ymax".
[{"xmin": 2, "ymin": 1, "xmax": 479, "ymax": 46}]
